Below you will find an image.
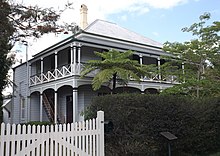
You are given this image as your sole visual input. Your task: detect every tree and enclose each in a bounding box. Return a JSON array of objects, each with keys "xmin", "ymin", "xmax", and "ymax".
[
  {"xmin": 0, "ymin": 0, "xmax": 15, "ymax": 121},
  {"xmin": 161, "ymin": 13, "xmax": 220, "ymax": 98},
  {"xmin": 81, "ymin": 49, "xmax": 149, "ymax": 91},
  {"xmin": 0, "ymin": 0, "xmax": 74, "ymax": 122}
]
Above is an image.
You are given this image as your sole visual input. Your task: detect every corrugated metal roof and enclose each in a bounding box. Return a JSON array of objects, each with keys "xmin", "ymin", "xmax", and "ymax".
[{"xmin": 84, "ymin": 19, "xmax": 163, "ymax": 48}]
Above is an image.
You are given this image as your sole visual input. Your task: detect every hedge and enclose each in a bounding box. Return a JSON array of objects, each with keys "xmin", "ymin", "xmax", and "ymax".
[{"xmin": 84, "ymin": 94, "xmax": 220, "ymax": 156}]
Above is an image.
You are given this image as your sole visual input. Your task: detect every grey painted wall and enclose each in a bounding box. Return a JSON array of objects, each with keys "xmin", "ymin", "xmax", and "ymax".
[
  {"xmin": 12, "ymin": 63, "xmax": 27, "ymax": 124},
  {"xmin": 30, "ymin": 93, "xmax": 40, "ymax": 121}
]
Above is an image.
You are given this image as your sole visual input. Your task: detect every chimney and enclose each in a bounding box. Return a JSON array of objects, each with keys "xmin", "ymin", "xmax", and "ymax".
[{"xmin": 80, "ymin": 4, "xmax": 88, "ymax": 29}]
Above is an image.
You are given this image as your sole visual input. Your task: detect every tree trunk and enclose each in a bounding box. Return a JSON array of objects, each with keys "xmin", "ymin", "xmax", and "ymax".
[{"xmin": 112, "ymin": 73, "xmax": 117, "ymax": 93}]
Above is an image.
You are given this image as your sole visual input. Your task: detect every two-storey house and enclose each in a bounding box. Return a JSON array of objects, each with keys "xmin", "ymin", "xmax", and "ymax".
[{"xmin": 11, "ymin": 5, "xmax": 177, "ymax": 124}]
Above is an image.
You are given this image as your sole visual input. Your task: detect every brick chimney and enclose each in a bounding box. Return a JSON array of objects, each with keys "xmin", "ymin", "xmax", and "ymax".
[{"xmin": 80, "ymin": 4, "xmax": 88, "ymax": 29}]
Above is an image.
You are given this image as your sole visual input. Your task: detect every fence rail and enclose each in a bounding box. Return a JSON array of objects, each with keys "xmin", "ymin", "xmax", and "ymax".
[{"xmin": 0, "ymin": 111, "xmax": 104, "ymax": 156}]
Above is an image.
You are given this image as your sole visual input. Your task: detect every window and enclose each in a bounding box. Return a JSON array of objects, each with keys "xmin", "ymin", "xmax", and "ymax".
[{"xmin": 20, "ymin": 97, "xmax": 25, "ymax": 119}]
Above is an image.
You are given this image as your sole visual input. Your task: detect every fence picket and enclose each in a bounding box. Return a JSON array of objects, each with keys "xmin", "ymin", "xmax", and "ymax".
[
  {"xmin": 71, "ymin": 123, "xmax": 74, "ymax": 156},
  {"xmin": 35, "ymin": 125, "xmax": 41, "ymax": 156},
  {"xmin": 74, "ymin": 122, "xmax": 78, "ymax": 155},
  {"xmin": 55, "ymin": 124, "xmax": 58, "ymax": 156},
  {"xmin": 0, "ymin": 111, "xmax": 104, "ymax": 156},
  {"xmin": 46, "ymin": 125, "xmax": 50, "ymax": 156},
  {"xmin": 79, "ymin": 121, "xmax": 82, "ymax": 156},
  {"xmin": 16, "ymin": 124, "xmax": 21, "ymax": 155},
  {"xmin": 0, "ymin": 123, "xmax": 5, "ymax": 156},
  {"xmin": 21, "ymin": 124, "xmax": 26, "ymax": 154},
  {"xmin": 32, "ymin": 125, "xmax": 36, "ymax": 156},
  {"xmin": 50, "ymin": 124, "xmax": 54, "ymax": 156},
  {"xmin": 58, "ymin": 124, "xmax": 62, "ymax": 156},
  {"xmin": 11, "ymin": 124, "xmax": 16, "ymax": 156},
  {"xmin": 92, "ymin": 118, "xmax": 96, "ymax": 156},
  {"xmin": 67, "ymin": 123, "xmax": 70, "ymax": 156},
  {"xmin": 85, "ymin": 120, "xmax": 89, "ymax": 155},
  {"xmin": 41, "ymin": 125, "xmax": 45, "ymax": 156},
  {"xmin": 27, "ymin": 125, "xmax": 31, "ymax": 156}
]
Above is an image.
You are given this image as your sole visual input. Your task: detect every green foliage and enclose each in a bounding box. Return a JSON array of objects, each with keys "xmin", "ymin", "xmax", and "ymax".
[
  {"xmin": 0, "ymin": 0, "xmax": 73, "ymax": 122},
  {"xmin": 81, "ymin": 49, "xmax": 150, "ymax": 91},
  {"xmin": 85, "ymin": 94, "xmax": 220, "ymax": 155},
  {"xmin": 162, "ymin": 13, "xmax": 220, "ymax": 98},
  {"xmin": 8, "ymin": 0, "xmax": 73, "ymax": 42},
  {"xmin": 0, "ymin": 0, "xmax": 15, "ymax": 123}
]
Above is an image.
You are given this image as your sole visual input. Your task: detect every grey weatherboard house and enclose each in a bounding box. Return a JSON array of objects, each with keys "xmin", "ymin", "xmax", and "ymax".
[{"xmin": 11, "ymin": 5, "xmax": 177, "ymax": 124}]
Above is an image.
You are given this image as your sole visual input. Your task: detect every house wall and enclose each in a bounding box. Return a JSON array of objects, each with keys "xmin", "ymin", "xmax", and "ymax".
[
  {"xmin": 12, "ymin": 63, "xmax": 27, "ymax": 124},
  {"xmin": 30, "ymin": 93, "xmax": 40, "ymax": 121},
  {"xmin": 78, "ymin": 86, "xmax": 96, "ymax": 121}
]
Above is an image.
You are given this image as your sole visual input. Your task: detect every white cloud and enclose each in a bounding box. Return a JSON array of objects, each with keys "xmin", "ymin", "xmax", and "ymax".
[
  {"xmin": 141, "ymin": 0, "xmax": 188, "ymax": 9},
  {"xmin": 119, "ymin": 15, "xmax": 128, "ymax": 21},
  {"xmin": 15, "ymin": 0, "xmax": 189, "ymax": 24},
  {"xmin": 152, "ymin": 32, "xmax": 159, "ymax": 37}
]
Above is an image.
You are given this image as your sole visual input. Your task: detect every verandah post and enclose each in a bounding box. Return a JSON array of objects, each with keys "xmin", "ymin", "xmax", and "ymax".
[{"xmin": 97, "ymin": 111, "xmax": 104, "ymax": 156}]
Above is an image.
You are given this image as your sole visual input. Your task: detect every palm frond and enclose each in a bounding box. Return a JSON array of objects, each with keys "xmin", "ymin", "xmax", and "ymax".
[{"xmin": 80, "ymin": 49, "xmax": 155, "ymax": 90}]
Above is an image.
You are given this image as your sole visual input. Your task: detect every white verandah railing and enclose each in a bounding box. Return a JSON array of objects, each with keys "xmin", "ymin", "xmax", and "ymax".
[
  {"xmin": 0, "ymin": 111, "xmax": 105, "ymax": 156},
  {"xmin": 30, "ymin": 64, "xmax": 81, "ymax": 86},
  {"xmin": 30, "ymin": 63, "xmax": 179, "ymax": 86}
]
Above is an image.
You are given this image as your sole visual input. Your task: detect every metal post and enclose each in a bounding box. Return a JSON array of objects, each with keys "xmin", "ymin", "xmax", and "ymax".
[
  {"xmin": 23, "ymin": 41, "xmax": 29, "ymax": 122},
  {"xmin": 168, "ymin": 142, "xmax": 171, "ymax": 156}
]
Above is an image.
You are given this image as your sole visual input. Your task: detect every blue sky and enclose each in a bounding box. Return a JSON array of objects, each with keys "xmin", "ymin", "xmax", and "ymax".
[{"xmin": 107, "ymin": 0, "xmax": 220, "ymax": 43}]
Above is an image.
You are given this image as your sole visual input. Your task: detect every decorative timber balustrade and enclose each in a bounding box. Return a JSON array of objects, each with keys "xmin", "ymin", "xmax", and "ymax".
[
  {"xmin": 30, "ymin": 63, "xmax": 179, "ymax": 86},
  {"xmin": 0, "ymin": 111, "xmax": 105, "ymax": 156}
]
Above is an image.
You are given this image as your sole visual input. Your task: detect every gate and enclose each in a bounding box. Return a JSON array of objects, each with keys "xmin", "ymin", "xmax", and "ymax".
[{"xmin": 0, "ymin": 111, "xmax": 104, "ymax": 156}]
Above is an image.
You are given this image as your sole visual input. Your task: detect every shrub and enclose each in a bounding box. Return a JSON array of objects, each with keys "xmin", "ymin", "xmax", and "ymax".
[{"xmin": 85, "ymin": 94, "xmax": 220, "ymax": 155}]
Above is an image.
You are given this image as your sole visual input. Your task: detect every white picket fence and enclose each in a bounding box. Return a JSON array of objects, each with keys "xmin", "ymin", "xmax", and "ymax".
[{"xmin": 0, "ymin": 111, "xmax": 104, "ymax": 156}]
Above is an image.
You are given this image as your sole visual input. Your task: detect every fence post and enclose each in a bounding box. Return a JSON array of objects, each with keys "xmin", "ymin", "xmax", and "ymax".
[
  {"xmin": 0, "ymin": 123, "xmax": 5, "ymax": 156},
  {"xmin": 97, "ymin": 111, "xmax": 104, "ymax": 156}
]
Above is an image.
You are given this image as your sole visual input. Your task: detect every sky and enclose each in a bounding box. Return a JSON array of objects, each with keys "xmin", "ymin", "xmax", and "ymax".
[{"xmin": 13, "ymin": 0, "xmax": 220, "ymax": 62}]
